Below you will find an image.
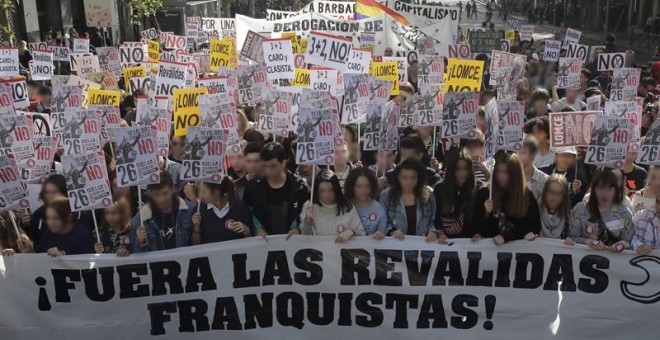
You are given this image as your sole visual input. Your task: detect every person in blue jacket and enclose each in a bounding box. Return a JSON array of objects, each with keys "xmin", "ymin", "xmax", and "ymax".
[{"xmin": 130, "ymin": 171, "xmax": 194, "ymax": 253}]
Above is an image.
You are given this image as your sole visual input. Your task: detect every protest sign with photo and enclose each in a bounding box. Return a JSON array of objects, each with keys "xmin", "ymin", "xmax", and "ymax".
[
  {"xmin": 257, "ymin": 89, "xmax": 293, "ymax": 137},
  {"xmin": 399, "ymin": 94, "xmax": 420, "ymax": 128},
  {"xmin": 585, "ymin": 115, "xmax": 630, "ymax": 168},
  {"xmin": 5, "ymin": 114, "xmax": 35, "ymax": 165},
  {"xmin": 199, "ymin": 93, "xmax": 241, "ymax": 155},
  {"xmin": 95, "ymin": 46, "xmax": 122, "ymax": 76},
  {"xmin": 369, "ymin": 77, "xmax": 394, "ymax": 105},
  {"xmin": 114, "ymin": 125, "xmax": 160, "ymax": 187},
  {"xmin": 587, "ymin": 95, "xmax": 602, "ymax": 110},
  {"xmin": 494, "ymin": 100, "xmax": 524, "ymax": 152},
  {"xmin": 84, "ymin": 0, "xmax": 114, "ymax": 27},
  {"xmin": 417, "ymin": 84, "xmax": 443, "ymax": 126},
  {"xmin": 363, "ymin": 104, "xmax": 382, "ymax": 151},
  {"xmin": 637, "ymin": 119, "xmax": 660, "ymax": 164},
  {"xmin": 28, "ymin": 135, "xmax": 57, "ymax": 182},
  {"xmin": 556, "ymin": 58, "xmax": 581, "ymax": 90},
  {"xmin": 416, "ymin": 54, "xmax": 443, "ymax": 93},
  {"xmin": 604, "ymin": 100, "xmax": 642, "ymax": 152},
  {"xmin": 181, "ymin": 126, "xmax": 226, "ymax": 182},
  {"xmin": 61, "ymin": 150, "xmax": 112, "ymax": 211},
  {"xmin": 0, "ymin": 154, "xmax": 29, "ymax": 210},
  {"xmin": 173, "ymin": 87, "xmax": 208, "ymax": 137},
  {"xmin": 341, "ymin": 74, "xmax": 369, "ymax": 123},
  {"xmin": 90, "ymin": 105, "xmax": 121, "ymax": 142},
  {"xmin": 61, "ymin": 109, "xmax": 101, "ymax": 156},
  {"xmin": 489, "ymin": 51, "xmax": 526, "ymax": 86},
  {"xmin": 237, "ymin": 64, "xmax": 268, "ymax": 104},
  {"xmin": 296, "ymin": 105, "xmax": 336, "ymax": 164},
  {"xmin": 610, "ymin": 68, "xmax": 640, "ymax": 101},
  {"xmin": 240, "ymin": 30, "xmax": 267, "ymax": 64},
  {"xmin": 441, "ymin": 91, "xmax": 478, "ymax": 138},
  {"xmin": 379, "ymin": 101, "xmax": 399, "ymax": 152},
  {"xmin": 549, "ymin": 111, "xmax": 601, "ymax": 147}
]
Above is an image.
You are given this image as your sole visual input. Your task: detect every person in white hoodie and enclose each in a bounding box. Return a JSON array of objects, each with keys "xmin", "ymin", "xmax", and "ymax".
[{"xmin": 300, "ymin": 169, "xmax": 366, "ymax": 243}]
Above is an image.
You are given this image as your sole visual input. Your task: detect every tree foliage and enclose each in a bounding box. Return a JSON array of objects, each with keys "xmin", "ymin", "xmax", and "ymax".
[{"xmin": 128, "ymin": 0, "xmax": 164, "ymax": 23}]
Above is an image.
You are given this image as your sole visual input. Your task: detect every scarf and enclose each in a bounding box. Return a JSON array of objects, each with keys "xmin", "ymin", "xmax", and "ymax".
[{"xmin": 540, "ymin": 211, "xmax": 566, "ymax": 238}]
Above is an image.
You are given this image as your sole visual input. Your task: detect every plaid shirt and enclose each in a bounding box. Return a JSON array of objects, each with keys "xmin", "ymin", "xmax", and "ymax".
[{"xmin": 632, "ymin": 209, "xmax": 660, "ymax": 250}]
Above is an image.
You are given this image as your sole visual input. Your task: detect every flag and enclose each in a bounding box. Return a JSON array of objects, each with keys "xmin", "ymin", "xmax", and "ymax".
[{"xmin": 355, "ymin": 0, "xmax": 410, "ymax": 26}]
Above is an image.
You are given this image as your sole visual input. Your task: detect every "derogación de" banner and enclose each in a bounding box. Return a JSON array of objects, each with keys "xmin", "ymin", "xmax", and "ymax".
[{"xmin": 0, "ymin": 237, "xmax": 657, "ymax": 339}]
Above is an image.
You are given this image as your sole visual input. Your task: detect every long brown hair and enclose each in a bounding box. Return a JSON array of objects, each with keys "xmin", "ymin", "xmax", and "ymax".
[
  {"xmin": 438, "ymin": 149, "xmax": 476, "ymax": 216},
  {"xmin": 540, "ymin": 174, "xmax": 570, "ymax": 220},
  {"xmin": 587, "ymin": 170, "xmax": 619, "ymax": 223},
  {"xmin": 101, "ymin": 196, "xmax": 132, "ymax": 230},
  {"xmin": 388, "ymin": 158, "xmax": 430, "ymax": 210},
  {"xmin": 491, "ymin": 152, "xmax": 529, "ymax": 219},
  {"xmin": 203, "ymin": 176, "xmax": 236, "ymax": 208}
]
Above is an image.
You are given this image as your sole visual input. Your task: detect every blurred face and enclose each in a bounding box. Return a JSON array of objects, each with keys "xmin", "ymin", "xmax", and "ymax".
[
  {"xmin": 495, "ymin": 163, "xmax": 509, "ymax": 188},
  {"xmin": 565, "ymin": 89, "xmax": 578, "ymax": 102},
  {"xmin": 649, "ymin": 169, "xmax": 660, "ymax": 192},
  {"xmin": 384, "ymin": 47, "xmax": 393, "ymax": 56},
  {"xmin": 263, "ymin": 158, "xmax": 286, "ymax": 181},
  {"xmin": 199, "ymin": 184, "xmax": 220, "ymax": 204},
  {"xmin": 612, "ymin": 170, "xmax": 624, "ymax": 188},
  {"xmin": 398, "ymin": 169, "xmax": 419, "ymax": 194},
  {"xmin": 580, "ymin": 72, "xmax": 588, "ymax": 87},
  {"xmin": 45, "ymin": 207, "xmax": 69, "ymax": 234},
  {"xmin": 229, "ymin": 153, "xmax": 245, "ymax": 172},
  {"xmin": 409, "ymin": 62, "xmax": 419, "ymax": 74},
  {"xmin": 533, "ymin": 100, "xmax": 548, "ymax": 114},
  {"xmin": 244, "ymin": 152, "xmax": 262, "ymax": 177},
  {"xmin": 318, "ymin": 182, "xmax": 336, "ymax": 205},
  {"xmin": 399, "ymin": 148, "xmax": 421, "ymax": 162},
  {"xmin": 42, "ymin": 183, "xmax": 63, "ymax": 204},
  {"xmin": 556, "ymin": 153, "xmax": 575, "ymax": 171},
  {"xmin": 353, "ymin": 176, "xmax": 372, "ymax": 201},
  {"xmin": 377, "ymin": 151, "xmax": 395, "ymax": 167},
  {"xmin": 111, "ymin": 177, "xmax": 131, "ymax": 196},
  {"xmin": 594, "ymin": 183, "xmax": 616, "ymax": 207},
  {"xmin": 455, "ymin": 159, "xmax": 470, "ymax": 185},
  {"xmin": 419, "ymin": 126, "xmax": 432, "ymax": 139},
  {"xmin": 517, "ymin": 147, "xmax": 534, "ymax": 166},
  {"xmin": 531, "ymin": 126, "xmax": 548, "ymax": 145},
  {"xmin": 170, "ymin": 137, "xmax": 185, "ymax": 158},
  {"xmin": 335, "ymin": 146, "xmax": 349, "ymax": 165},
  {"xmin": 544, "ymin": 181, "xmax": 565, "ymax": 210},
  {"xmin": 103, "ymin": 206, "xmax": 122, "ymax": 227},
  {"xmin": 148, "ymin": 186, "xmax": 174, "ymax": 212},
  {"xmin": 625, "ymin": 151, "xmax": 638, "ymax": 163}
]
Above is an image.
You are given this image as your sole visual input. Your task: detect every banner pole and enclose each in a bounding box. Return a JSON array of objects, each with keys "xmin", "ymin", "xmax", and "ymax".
[
  {"xmin": 137, "ymin": 188, "xmax": 145, "ymax": 227},
  {"xmin": 432, "ymin": 126, "xmax": 437, "ymax": 159},
  {"xmin": 310, "ymin": 165, "xmax": 316, "ymax": 204},
  {"xmin": 8, "ymin": 211, "xmax": 21, "ymax": 240},
  {"xmin": 91, "ymin": 210, "xmax": 101, "ymax": 243},
  {"xmin": 357, "ymin": 123, "xmax": 361, "ymax": 161}
]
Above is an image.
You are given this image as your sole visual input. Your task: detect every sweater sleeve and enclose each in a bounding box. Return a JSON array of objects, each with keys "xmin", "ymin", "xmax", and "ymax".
[
  {"xmin": 349, "ymin": 208, "xmax": 366, "ymax": 236},
  {"xmin": 568, "ymin": 203, "xmax": 589, "ymax": 244}
]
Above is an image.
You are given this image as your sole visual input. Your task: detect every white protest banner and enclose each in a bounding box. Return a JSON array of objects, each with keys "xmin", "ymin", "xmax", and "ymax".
[
  {"xmin": 119, "ymin": 45, "xmax": 146, "ymax": 66},
  {"xmin": 165, "ymin": 35, "xmax": 187, "ymax": 51},
  {"xmin": 489, "ymin": 50, "xmax": 526, "ymax": 86},
  {"xmin": 200, "ymin": 18, "xmax": 236, "ymax": 38},
  {"xmin": 597, "ymin": 53, "xmax": 626, "ymax": 72},
  {"xmin": 114, "ymin": 125, "xmax": 160, "ymax": 187},
  {"xmin": 0, "ymin": 237, "xmax": 658, "ymax": 339},
  {"xmin": 29, "ymin": 50, "xmax": 53, "ymax": 81},
  {"xmin": 199, "ymin": 93, "xmax": 241, "ymax": 155},
  {"xmin": 417, "ymin": 84, "xmax": 443, "ymax": 126},
  {"xmin": 61, "ymin": 150, "xmax": 112, "ymax": 211},
  {"xmin": 379, "ymin": 101, "xmax": 399, "ymax": 151},
  {"xmin": 562, "ymin": 27, "xmax": 582, "ymax": 48},
  {"xmin": 604, "ymin": 100, "xmax": 642, "ymax": 152},
  {"xmin": 262, "ymin": 38, "xmax": 295, "ymax": 80},
  {"xmin": 181, "ymin": 126, "xmax": 226, "ymax": 182},
  {"xmin": 565, "ymin": 43, "xmax": 588, "ymax": 63},
  {"xmin": 494, "ymin": 100, "xmax": 524, "ymax": 152},
  {"xmin": 556, "ymin": 58, "xmax": 581, "ymax": 90},
  {"xmin": 0, "ymin": 48, "xmax": 19, "ymax": 77},
  {"xmin": 95, "ymin": 46, "xmax": 122, "ymax": 76},
  {"xmin": 447, "ymin": 43, "xmax": 471, "ymax": 59},
  {"xmin": 441, "ymin": 91, "xmax": 478, "ymax": 138},
  {"xmin": 585, "ymin": 115, "xmax": 630, "ymax": 167},
  {"xmin": 61, "ymin": 109, "xmax": 101, "ymax": 156},
  {"xmin": 154, "ymin": 61, "xmax": 188, "ymax": 97},
  {"xmin": 549, "ymin": 111, "xmax": 601, "ymax": 147},
  {"xmin": 6, "ymin": 114, "xmax": 35, "ymax": 166},
  {"xmin": 237, "ymin": 64, "xmax": 268, "ymax": 105},
  {"xmin": 0, "ymin": 154, "xmax": 29, "ymax": 210},
  {"xmin": 363, "ymin": 104, "xmax": 382, "ymax": 151},
  {"xmin": 235, "ymin": 13, "xmax": 396, "ymax": 57},
  {"xmin": 610, "ymin": 68, "xmax": 640, "ymax": 101},
  {"xmin": 520, "ymin": 25, "xmax": 534, "ymax": 42},
  {"xmin": 50, "ymin": 46, "xmax": 70, "ymax": 62},
  {"xmin": 72, "ymin": 38, "xmax": 90, "ymax": 53},
  {"xmin": 305, "ymin": 31, "xmax": 352, "ymax": 71},
  {"xmin": 543, "ymin": 40, "xmax": 561, "ymax": 62},
  {"xmin": 266, "ymin": 1, "xmax": 355, "ymax": 20},
  {"xmin": 1, "ymin": 77, "xmax": 29, "ymax": 109},
  {"xmin": 345, "ymin": 48, "xmax": 370, "ymax": 75},
  {"xmin": 296, "ymin": 104, "xmax": 336, "ymax": 164},
  {"xmin": 342, "ymin": 74, "xmax": 370, "ymax": 123},
  {"xmin": 84, "ymin": 0, "xmax": 114, "ymax": 27},
  {"xmin": 399, "ymin": 94, "xmax": 420, "ymax": 127},
  {"xmin": 90, "ymin": 105, "xmax": 121, "ymax": 142},
  {"xmin": 28, "ymin": 135, "xmax": 57, "ymax": 182}
]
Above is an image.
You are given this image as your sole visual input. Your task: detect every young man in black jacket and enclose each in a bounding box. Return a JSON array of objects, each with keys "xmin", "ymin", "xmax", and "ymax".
[{"xmin": 242, "ymin": 142, "xmax": 310, "ymax": 241}]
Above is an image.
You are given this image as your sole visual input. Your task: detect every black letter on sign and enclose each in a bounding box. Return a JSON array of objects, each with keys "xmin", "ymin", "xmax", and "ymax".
[
  {"xmin": 355, "ymin": 292, "xmax": 384, "ymax": 327},
  {"xmin": 385, "ymin": 294, "xmax": 419, "ymax": 328},
  {"xmin": 543, "ymin": 254, "xmax": 577, "ymax": 291},
  {"xmin": 306, "ymin": 292, "xmax": 336, "ymax": 325},
  {"xmin": 51, "ymin": 269, "xmax": 81, "ymax": 303},
  {"xmin": 263, "ymin": 251, "xmax": 293, "ymax": 286},
  {"xmin": 243, "ymin": 293, "xmax": 274, "ymax": 329},
  {"xmin": 147, "ymin": 301, "xmax": 177, "ymax": 335},
  {"xmin": 178, "ymin": 299, "xmax": 210, "ymax": 332},
  {"xmin": 578, "ymin": 255, "xmax": 609, "ymax": 293},
  {"xmin": 495, "ymin": 252, "xmax": 513, "ymax": 287},
  {"xmin": 451, "ymin": 294, "xmax": 478, "ymax": 329},
  {"xmin": 374, "ymin": 249, "xmax": 403, "ymax": 286},
  {"xmin": 150, "ymin": 261, "xmax": 184, "ymax": 296},
  {"xmin": 404, "ymin": 250, "xmax": 435, "ymax": 286},
  {"xmin": 338, "ymin": 293, "xmax": 353, "ymax": 326},
  {"xmin": 417, "ymin": 294, "xmax": 448, "ymax": 329},
  {"xmin": 294, "ymin": 248, "xmax": 323, "ymax": 285},
  {"xmin": 276, "ymin": 292, "xmax": 305, "ymax": 329},
  {"xmin": 432, "ymin": 251, "xmax": 464, "ymax": 286},
  {"xmin": 186, "ymin": 257, "xmax": 218, "ymax": 293},
  {"xmin": 341, "ymin": 248, "xmax": 371, "ymax": 285},
  {"xmin": 211, "ymin": 297, "xmax": 243, "ymax": 330},
  {"xmin": 513, "ymin": 253, "xmax": 544, "ymax": 289},
  {"xmin": 233, "ymin": 253, "xmax": 261, "ymax": 288},
  {"xmin": 81, "ymin": 267, "xmax": 115, "ymax": 301},
  {"xmin": 117, "ymin": 264, "xmax": 150, "ymax": 299},
  {"xmin": 466, "ymin": 252, "xmax": 494, "ymax": 287}
]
